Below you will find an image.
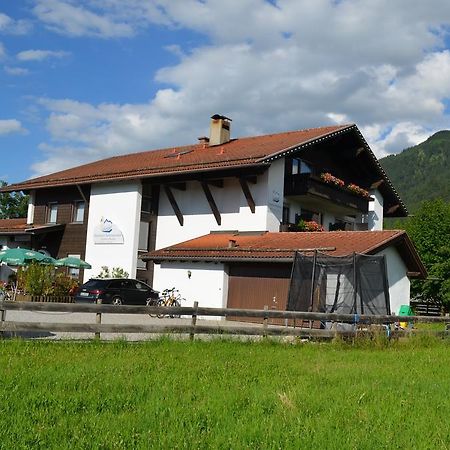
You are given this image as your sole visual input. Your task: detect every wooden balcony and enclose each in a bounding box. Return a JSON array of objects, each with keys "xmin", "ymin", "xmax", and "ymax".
[{"xmin": 284, "ymin": 173, "xmax": 371, "ymax": 213}]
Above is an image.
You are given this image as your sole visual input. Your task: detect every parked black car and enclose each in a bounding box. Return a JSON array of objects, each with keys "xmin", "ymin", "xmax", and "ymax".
[{"xmin": 74, "ymin": 278, "xmax": 159, "ymax": 305}]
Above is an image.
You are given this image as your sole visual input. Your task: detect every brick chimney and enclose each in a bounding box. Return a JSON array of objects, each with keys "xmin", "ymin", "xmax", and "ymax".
[{"xmin": 209, "ymin": 114, "xmax": 232, "ymax": 146}]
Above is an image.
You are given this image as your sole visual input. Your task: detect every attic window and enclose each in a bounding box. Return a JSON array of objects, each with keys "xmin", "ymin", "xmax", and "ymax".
[
  {"xmin": 292, "ymin": 158, "xmax": 312, "ymax": 175},
  {"xmin": 164, "ymin": 150, "xmax": 194, "ymax": 159}
]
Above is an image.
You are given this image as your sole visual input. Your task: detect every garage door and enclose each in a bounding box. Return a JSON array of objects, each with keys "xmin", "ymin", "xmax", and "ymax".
[{"xmin": 227, "ymin": 263, "xmax": 292, "ymax": 323}]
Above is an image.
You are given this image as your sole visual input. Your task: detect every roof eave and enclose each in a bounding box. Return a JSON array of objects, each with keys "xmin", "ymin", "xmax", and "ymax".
[
  {"xmin": 0, "ymin": 162, "xmax": 270, "ymax": 192},
  {"xmin": 146, "ymin": 255, "xmax": 296, "ymax": 264},
  {"xmin": 257, "ymin": 124, "xmax": 355, "ymax": 163}
]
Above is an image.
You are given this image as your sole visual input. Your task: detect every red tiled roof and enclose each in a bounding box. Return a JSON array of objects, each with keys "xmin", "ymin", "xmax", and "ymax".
[
  {"xmin": 0, "ymin": 218, "xmax": 28, "ymax": 234},
  {"xmin": 144, "ymin": 230, "xmax": 426, "ymax": 278},
  {"xmin": 3, "ymin": 124, "xmax": 353, "ymax": 191}
]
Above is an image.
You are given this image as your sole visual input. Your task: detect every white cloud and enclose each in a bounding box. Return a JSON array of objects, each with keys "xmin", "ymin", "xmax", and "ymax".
[
  {"xmin": 30, "ymin": 0, "xmax": 450, "ymax": 175},
  {"xmin": 0, "ymin": 119, "xmax": 26, "ymax": 136},
  {"xmin": 0, "ymin": 42, "xmax": 5, "ymax": 59},
  {"xmin": 4, "ymin": 66, "xmax": 29, "ymax": 76},
  {"xmin": 0, "ymin": 13, "xmax": 31, "ymax": 35},
  {"xmin": 16, "ymin": 49, "xmax": 70, "ymax": 61},
  {"xmin": 33, "ymin": 0, "xmax": 143, "ymax": 38}
]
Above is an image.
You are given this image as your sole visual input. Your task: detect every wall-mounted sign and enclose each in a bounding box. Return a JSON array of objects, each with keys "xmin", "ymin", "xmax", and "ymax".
[{"xmin": 93, "ymin": 218, "xmax": 124, "ymax": 244}]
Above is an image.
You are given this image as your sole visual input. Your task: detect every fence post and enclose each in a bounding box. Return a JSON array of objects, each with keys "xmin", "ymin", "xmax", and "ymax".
[
  {"xmin": 0, "ymin": 305, "xmax": 5, "ymax": 338},
  {"xmin": 263, "ymin": 305, "xmax": 269, "ymax": 338},
  {"xmin": 331, "ymin": 320, "xmax": 338, "ymax": 340},
  {"xmin": 95, "ymin": 299, "xmax": 102, "ymax": 340},
  {"xmin": 190, "ymin": 301, "xmax": 198, "ymax": 341}
]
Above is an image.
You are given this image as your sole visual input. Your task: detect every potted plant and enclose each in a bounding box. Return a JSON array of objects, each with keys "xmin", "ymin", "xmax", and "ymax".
[
  {"xmin": 297, "ymin": 219, "xmax": 324, "ymax": 232},
  {"xmin": 346, "ymin": 183, "xmax": 370, "ymax": 198},
  {"xmin": 320, "ymin": 172, "xmax": 345, "ymax": 187}
]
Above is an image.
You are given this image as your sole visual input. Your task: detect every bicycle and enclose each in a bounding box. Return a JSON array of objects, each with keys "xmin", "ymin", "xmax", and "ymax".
[
  {"xmin": 145, "ymin": 296, "xmax": 160, "ymax": 318},
  {"xmin": 0, "ymin": 286, "xmax": 13, "ymax": 302},
  {"xmin": 147, "ymin": 287, "xmax": 184, "ymax": 318}
]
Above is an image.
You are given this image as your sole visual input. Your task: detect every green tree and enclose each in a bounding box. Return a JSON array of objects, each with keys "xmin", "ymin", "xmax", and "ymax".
[
  {"xmin": 0, "ymin": 181, "xmax": 29, "ymax": 218},
  {"xmin": 405, "ymin": 199, "xmax": 450, "ymax": 310}
]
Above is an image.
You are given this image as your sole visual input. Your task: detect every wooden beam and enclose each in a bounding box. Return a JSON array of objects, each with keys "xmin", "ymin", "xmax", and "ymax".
[
  {"xmin": 76, "ymin": 184, "xmax": 88, "ymax": 203},
  {"xmin": 386, "ymin": 204, "xmax": 400, "ymax": 215},
  {"xmin": 239, "ymin": 177, "xmax": 256, "ymax": 213},
  {"xmin": 163, "ymin": 185, "xmax": 183, "ymax": 226},
  {"xmin": 246, "ymin": 175, "xmax": 258, "ymax": 184},
  {"xmin": 370, "ymin": 179, "xmax": 384, "ymax": 190},
  {"xmin": 201, "ymin": 181, "xmax": 221, "ymax": 225},
  {"xmin": 406, "ymin": 272, "xmax": 421, "ymax": 278}
]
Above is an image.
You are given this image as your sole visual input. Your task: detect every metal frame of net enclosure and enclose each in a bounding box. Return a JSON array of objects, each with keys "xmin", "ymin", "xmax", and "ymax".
[{"xmin": 287, "ymin": 251, "xmax": 391, "ymax": 316}]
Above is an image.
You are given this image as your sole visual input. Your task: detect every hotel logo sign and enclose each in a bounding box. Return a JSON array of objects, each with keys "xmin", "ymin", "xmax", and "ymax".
[{"xmin": 93, "ymin": 218, "xmax": 124, "ymax": 244}]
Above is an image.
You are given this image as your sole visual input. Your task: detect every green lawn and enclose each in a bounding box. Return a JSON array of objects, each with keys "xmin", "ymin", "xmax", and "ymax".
[{"xmin": 0, "ymin": 337, "xmax": 449, "ymax": 449}]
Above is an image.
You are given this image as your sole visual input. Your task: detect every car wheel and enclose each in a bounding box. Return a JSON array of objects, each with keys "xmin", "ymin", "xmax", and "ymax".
[{"xmin": 112, "ymin": 296, "xmax": 123, "ymax": 306}]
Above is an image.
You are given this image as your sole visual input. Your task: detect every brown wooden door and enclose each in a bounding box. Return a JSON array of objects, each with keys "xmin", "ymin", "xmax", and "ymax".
[{"xmin": 227, "ymin": 263, "xmax": 292, "ymax": 324}]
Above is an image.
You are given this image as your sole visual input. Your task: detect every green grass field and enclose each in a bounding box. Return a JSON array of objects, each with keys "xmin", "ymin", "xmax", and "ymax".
[{"xmin": 1, "ymin": 337, "xmax": 449, "ymax": 449}]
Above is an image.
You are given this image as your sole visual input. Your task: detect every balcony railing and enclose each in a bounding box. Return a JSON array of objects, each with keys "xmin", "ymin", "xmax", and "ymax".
[
  {"xmin": 279, "ymin": 222, "xmax": 369, "ymax": 232},
  {"xmin": 284, "ymin": 173, "xmax": 372, "ymax": 213}
]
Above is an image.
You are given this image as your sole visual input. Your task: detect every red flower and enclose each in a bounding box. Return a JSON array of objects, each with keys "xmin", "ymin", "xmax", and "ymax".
[{"xmin": 320, "ymin": 172, "xmax": 345, "ymax": 187}]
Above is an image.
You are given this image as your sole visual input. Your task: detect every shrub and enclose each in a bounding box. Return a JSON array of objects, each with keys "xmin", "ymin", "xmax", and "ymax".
[
  {"xmin": 96, "ymin": 266, "xmax": 129, "ymax": 279},
  {"xmin": 23, "ymin": 263, "xmax": 55, "ymax": 295}
]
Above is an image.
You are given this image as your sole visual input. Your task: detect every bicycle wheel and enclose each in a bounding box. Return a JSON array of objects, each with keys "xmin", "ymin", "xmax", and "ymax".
[
  {"xmin": 146, "ymin": 298, "xmax": 158, "ymax": 317},
  {"xmin": 157, "ymin": 298, "xmax": 166, "ymax": 319},
  {"xmin": 169, "ymin": 299, "xmax": 181, "ymax": 318}
]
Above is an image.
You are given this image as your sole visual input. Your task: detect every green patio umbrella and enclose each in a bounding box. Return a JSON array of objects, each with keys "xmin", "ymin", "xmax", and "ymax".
[
  {"xmin": 55, "ymin": 256, "xmax": 92, "ymax": 269},
  {"xmin": 0, "ymin": 248, "xmax": 55, "ymax": 266}
]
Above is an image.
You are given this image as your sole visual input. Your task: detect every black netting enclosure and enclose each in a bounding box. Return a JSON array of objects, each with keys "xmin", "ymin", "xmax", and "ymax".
[{"xmin": 287, "ymin": 251, "xmax": 390, "ymax": 315}]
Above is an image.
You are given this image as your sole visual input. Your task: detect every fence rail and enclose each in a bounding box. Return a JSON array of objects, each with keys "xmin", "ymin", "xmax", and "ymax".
[{"xmin": 1, "ymin": 301, "xmax": 448, "ymax": 340}]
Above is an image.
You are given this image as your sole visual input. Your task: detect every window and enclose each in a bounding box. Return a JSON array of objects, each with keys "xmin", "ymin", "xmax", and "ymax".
[
  {"xmin": 47, "ymin": 203, "xmax": 58, "ymax": 223},
  {"xmin": 73, "ymin": 201, "xmax": 85, "ymax": 223},
  {"xmin": 297, "ymin": 209, "xmax": 321, "ymax": 224},
  {"xmin": 68, "ymin": 254, "xmax": 80, "ymax": 278},
  {"xmin": 138, "ymin": 221, "xmax": 150, "ymax": 251},
  {"xmin": 282, "ymin": 205, "xmax": 290, "ymax": 224},
  {"xmin": 137, "ymin": 257, "xmax": 147, "ymax": 270},
  {"xmin": 291, "ymin": 158, "xmax": 312, "ymax": 175},
  {"xmin": 300, "ymin": 160, "xmax": 312, "ymax": 174},
  {"xmin": 141, "ymin": 184, "xmax": 153, "ymax": 213}
]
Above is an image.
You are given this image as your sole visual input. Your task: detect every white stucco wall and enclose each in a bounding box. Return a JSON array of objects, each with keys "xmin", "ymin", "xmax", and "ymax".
[
  {"xmin": 152, "ymin": 262, "xmax": 227, "ymax": 310},
  {"xmin": 27, "ymin": 190, "xmax": 35, "ymax": 225},
  {"xmin": 376, "ymin": 246, "xmax": 410, "ymax": 314},
  {"xmin": 266, "ymin": 159, "xmax": 285, "ymax": 231},
  {"xmin": 155, "ymin": 167, "xmax": 283, "ymax": 249},
  {"xmin": 83, "ymin": 181, "xmax": 142, "ymax": 281},
  {"xmin": 368, "ymin": 189, "xmax": 384, "ymax": 231}
]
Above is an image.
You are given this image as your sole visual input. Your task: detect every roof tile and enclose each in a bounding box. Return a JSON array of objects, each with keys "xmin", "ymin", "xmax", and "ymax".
[
  {"xmin": 0, "ymin": 218, "xmax": 28, "ymax": 234},
  {"xmin": 4, "ymin": 124, "xmax": 352, "ymax": 191},
  {"xmin": 144, "ymin": 230, "xmax": 426, "ymax": 278}
]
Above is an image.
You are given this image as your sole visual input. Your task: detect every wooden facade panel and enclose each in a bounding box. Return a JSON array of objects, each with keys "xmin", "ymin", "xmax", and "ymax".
[{"xmin": 31, "ymin": 187, "xmax": 91, "ymax": 276}]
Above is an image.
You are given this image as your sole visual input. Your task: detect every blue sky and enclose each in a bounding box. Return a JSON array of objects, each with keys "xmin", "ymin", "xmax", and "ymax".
[{"xmin": 1, "ymin": 1, "xmax": 450, "ymax": 184}]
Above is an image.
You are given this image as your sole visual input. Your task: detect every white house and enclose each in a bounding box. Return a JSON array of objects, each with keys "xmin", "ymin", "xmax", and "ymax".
[{"xmin": 0, "ymin": 115, "xmax": 424, "ymax": 313}]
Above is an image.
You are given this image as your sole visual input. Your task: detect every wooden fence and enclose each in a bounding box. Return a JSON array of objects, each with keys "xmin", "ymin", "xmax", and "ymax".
[
  {"xmin": 14, "ymin": 294, "xmax": 74, "ymax": 303},
  {"xmin": 0, "ymin": 301, "xmax": 449, "ymax": 340}
]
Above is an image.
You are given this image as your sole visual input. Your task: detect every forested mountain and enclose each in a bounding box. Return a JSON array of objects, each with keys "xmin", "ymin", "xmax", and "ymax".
[{"xmin": 379, "ymin": 131, "xmax": 450, "ymax": 212}]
